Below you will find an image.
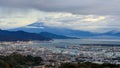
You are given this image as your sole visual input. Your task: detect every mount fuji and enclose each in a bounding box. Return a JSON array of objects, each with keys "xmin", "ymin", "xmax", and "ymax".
[{"xmin": 9, "ymin": 22, "xmax": 120, "ymax": 39}]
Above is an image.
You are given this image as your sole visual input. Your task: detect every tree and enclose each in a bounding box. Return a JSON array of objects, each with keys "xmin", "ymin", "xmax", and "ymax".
[{"xmin": 59, "ymin": 63, "xmax": 76, "ymax": 68}]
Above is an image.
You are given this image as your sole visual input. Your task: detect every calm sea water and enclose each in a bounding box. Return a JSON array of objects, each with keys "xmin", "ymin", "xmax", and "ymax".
[
  {"xmin": 24, "ymin": 39, "xmax": 120, "ymax": 53},
  {"xmin": 26, "ymin": 39, "xmax": 120, "ymax": 47}
]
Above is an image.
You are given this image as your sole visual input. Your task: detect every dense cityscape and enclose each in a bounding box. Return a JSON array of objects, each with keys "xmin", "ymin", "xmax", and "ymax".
[{"xmin": 0, "ymin": 41, "xmax": 119, "ymax": 68}]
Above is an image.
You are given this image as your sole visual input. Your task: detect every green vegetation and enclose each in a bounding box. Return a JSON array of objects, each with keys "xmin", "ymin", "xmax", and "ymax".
[
  {"xmin": 59, "ymin": 62, "xmax": 120, "ymax": 68},
  {"xmin": 0, "ymin": 53, "xmax": 42, "ymax": 68},
  {"xmin": 0, "ymin": 53, "xmax": 120, "ymax": 68}
]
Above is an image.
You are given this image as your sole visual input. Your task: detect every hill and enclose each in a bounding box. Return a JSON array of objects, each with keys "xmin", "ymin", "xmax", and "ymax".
[
  {"xmin": 40, "ymin": 32, "xmax": 76, "ymax": 39},
  {"xmin": 0, "ymin": 30, "xmax": 51, "ymax": 41},
  {"xmin": 0, "ymin": 29, "xmax": 75, "ymax": 41}
]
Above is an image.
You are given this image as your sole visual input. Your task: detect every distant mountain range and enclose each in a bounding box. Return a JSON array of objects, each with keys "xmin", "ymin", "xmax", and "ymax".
[
  {"xmin": 9, "ymin": 22, "xmax": 120, "ymax": 39},
  {"xmin": 0, "ymin": 29, "xmax": 75, "ymax": 41},
  {"xmin": 40, "ymin": 32, "xmax": 76, "ymax": 39}
]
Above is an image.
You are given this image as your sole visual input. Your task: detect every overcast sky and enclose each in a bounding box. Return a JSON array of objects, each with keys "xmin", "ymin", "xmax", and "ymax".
[{"xmin": 0, "ymin": 0, "xmax": 120, "ymax": 33}]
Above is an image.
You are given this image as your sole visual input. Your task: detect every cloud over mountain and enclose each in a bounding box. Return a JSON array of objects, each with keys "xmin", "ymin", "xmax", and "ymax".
[{"xmin": 0, "ymin": 0, "xmax": 120, "ymax": 33}]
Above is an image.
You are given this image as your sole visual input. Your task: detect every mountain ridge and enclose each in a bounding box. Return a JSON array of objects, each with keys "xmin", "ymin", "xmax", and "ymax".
[
  {"xmin": 0, "ymin": 30, "xmax": 74, "ymax": 41},
  {"xmin": 9, "ymin": 22, "xmax": 120, "ymax": 38}
]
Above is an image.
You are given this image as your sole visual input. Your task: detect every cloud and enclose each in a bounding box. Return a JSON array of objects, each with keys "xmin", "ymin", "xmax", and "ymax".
[
  {"xmin": 39, "ymin": 14, "xmax": 119, "ymax": 33},
  {"xmin": 0, "ymin": 8, "xmax": 119, "ymax": 33},
  {"xmin": 0, "ymin": 8, "xmax": 37, "ymax": 29},
  {"xmin": 0, "ymin": 0, "xmax": 120, "ymax": 33},
  {"xmin": 0, "ymin": 0, "xmax": 120, "ymax": 15},
  {"xmin": 82, "ymin": 16, "xmax": 105, "ymax": 22}
]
